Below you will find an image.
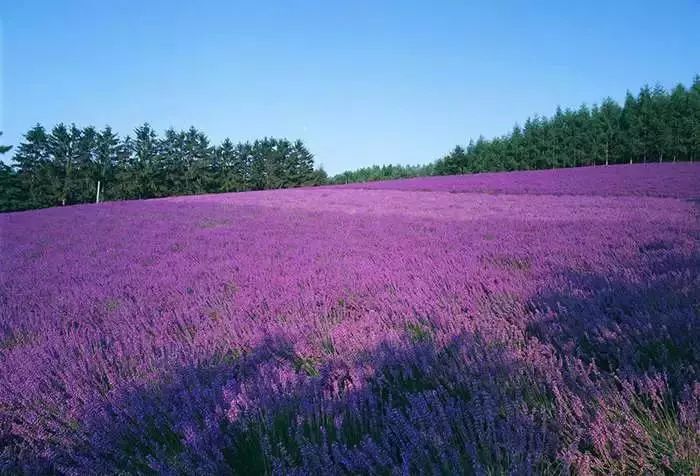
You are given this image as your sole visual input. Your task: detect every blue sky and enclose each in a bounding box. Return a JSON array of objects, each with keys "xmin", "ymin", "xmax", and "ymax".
[{"xmin": 1, "ymin": 0, "xmax": 698, "ymax": 174}]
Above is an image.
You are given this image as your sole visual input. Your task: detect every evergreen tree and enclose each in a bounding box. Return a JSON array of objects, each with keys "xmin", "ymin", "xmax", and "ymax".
[
  {"xmin": 131, "ymin": 123, "xmax": 160, "ymax": 199},
  {"xmin": 159, "ymin": 128, "xmax": 185, "ymax": 195},
  {"xmin": 235, "ymin": 141, "xmax": 254, "ymax": 190},
  {"xmin": 689, "ymin": 75, "xmax": 700, "ymax": 162},
  {"xmin": 310, "ymin": 165, "xmax": 328, "ymax": 185},
  {"xmin": 376, "ymin": 76, "xmax": 700, "ymax": 181},
  {"xmin": 112, "ymin": 135, "xmax": 140, "ymax": 199},
  {"xmin": 71, "ymin": 126, "xmax": 98, "ymax": 203},
  {"xmin": 181, "ymin": 126, "xmax": 212, "ymax": 195},
  {"xmin": 597, "ymin": 98, "xmax": 622, "ymax": 165},
  {"xmin": 4, "ymin": 75, "xmax": 700, "ymax": 212},
  {"xmin": 0, "ymin": 132, "xmax": 22, "ymax": 212},
  {"xmin": 11, "ymin": 125, "xmax": 54, "ymax": 208},
  {"xmin": 649, "ymin": 84, "xmax": 671, "ymax": 162},
  {"xmin": 290, "ymin": 139, "xmax": 315, "ymax": 186},
  {"xmin": 216, "ymin": 138, "xmax": 243, "ymax": 192},
  {"xmin": 47, "ymin": 124, "xmax": 78, "ymax": 206},
  {"xmin": 249, "ymin": 139, "xmax": 273, "ymax": 190},
  {"xmin": 668, "ymin": 84, "xmax": 688, "ymax": 162},
  {"xmin": 95, "ymin": 126, "xmax": 122, "ymax": 200}
]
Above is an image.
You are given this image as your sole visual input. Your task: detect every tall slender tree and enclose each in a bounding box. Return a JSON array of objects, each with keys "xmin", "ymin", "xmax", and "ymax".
[
  {"xmin": 0, "ymin": 132, "xmax": 22, "ymax": 212},
  {"xmin": 131, "ymin": 123, "xmax": 160, "ymax": 199},
  {"xmin": 94, "ymin": 126, "xmax": 121, "ymax": 200}
]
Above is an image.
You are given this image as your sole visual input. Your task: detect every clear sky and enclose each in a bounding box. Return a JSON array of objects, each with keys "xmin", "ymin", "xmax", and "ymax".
[{"xmin": 1, "ymin": 0, "xmax": 698, "ymax": 174}]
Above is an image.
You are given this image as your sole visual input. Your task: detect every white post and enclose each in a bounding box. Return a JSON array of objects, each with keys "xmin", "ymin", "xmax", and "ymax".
[{"xmin": 96, "ymin": 180, "xmax": 101, "ymax": 204}]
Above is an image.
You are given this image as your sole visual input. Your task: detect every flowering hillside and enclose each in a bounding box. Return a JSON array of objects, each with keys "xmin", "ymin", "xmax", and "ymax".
[
  {"xmin": 337, "ymin": 163, "xmax": 700, "ymax": 198},
  {"xmin": 1, "ymin": 164, "xmax": 699, "ymax": 474}
]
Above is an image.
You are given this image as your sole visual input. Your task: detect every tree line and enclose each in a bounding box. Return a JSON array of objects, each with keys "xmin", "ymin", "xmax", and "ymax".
[
  {"xmin": 331, "ymin": 163, "xmax": 435, "ymax": 184},
  {"xmin": 2, "ymin": 76, "xmax": 699, "ymax": 211},
  {"xmin": 0, "ymin": 125, "xmax": 327, "ymax": 212},
  {"xmin": 334, "ymin": 76, "xmax": 700, "ymax": 180}
]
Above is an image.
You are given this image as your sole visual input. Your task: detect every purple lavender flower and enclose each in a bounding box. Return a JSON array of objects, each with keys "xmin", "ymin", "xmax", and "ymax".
[{"xmin": 0, "ymin": 164, "xmax": 698, "ymax": 473}]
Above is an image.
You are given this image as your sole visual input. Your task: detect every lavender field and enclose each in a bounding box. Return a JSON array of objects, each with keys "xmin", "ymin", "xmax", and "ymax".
[
  {"xmin": 337, "ymin": 163, "xmax": 700, "ymax": 198},
  {"xmin": 1, "ymin": 164, "xmax": 699, "ymax": 474}
]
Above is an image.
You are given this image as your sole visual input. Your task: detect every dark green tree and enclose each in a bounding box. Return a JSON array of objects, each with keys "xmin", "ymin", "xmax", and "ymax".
[
  {"xmin": 596, "ymin": 98, "xmax": 622, "ymax": 165},
  {"xmin": 70, "ymin": 126, "xmax": 98, "ymax": 204},
  {"xmin": 94, "ymin": 126, "xmax": 121, "ymax": 200},
  {"xmin": 689, "ymin": 76, "xmax": 700, "ymax": 162},
  {"xmin": 182, "ymin": 126, "xmax": 212, "ymax": 195},
  {"xmin": 0, "ymin": 132, "xmax": 22, "ymax": 212},
  {"xmin": 131, "ymin": 123, "xmax": 160, "ymax": 199},
  {"xmin": 11, "ymin": 125, "xmax": 54, "ymax": 208},
  {"xmin": 46, "ymin": 124, "xmax": 79, "ymax": 206}
]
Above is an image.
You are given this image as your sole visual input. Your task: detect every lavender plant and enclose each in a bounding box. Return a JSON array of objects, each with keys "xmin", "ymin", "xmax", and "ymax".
[{"xmin": 1, "ymin": 164, "xmax": 698, "ymax": 474}]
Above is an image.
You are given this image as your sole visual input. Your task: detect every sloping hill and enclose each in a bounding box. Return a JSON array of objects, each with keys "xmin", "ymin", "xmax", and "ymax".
[
  {"xmin": 336, "ymin": 163, "xmax": 700, "ymax": 198},
  {"xmin": 1, "ymin": 164, "xmax": 698, "ymax": 474}
]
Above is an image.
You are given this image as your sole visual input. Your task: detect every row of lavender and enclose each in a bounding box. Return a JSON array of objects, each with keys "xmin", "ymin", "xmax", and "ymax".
[
  {"xmin": 1, "ymin": 164, "xmax": 699, "ymax": 474},
  {"xmin": 337, "ymin": 163, "xmax": 700, "ymax": 198}
]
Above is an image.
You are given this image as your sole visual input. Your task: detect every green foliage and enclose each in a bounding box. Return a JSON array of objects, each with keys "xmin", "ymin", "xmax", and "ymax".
[
  {"xmin": 0, "ymin": 133, "xmax": 22, "ymax": 211},
  {"xmin": 331, "ymin": 162, "xmax": 434, "ymax": 184},
  {"xmin": 405, "ymin": 322, "xmax": 434, "ymax": 343},
  {"xmin": 0, "ymin": 125, "xmax": 324, "ymax": 212},
  {"xmin": 4, "ymin": 76, "xmax": 699, "ymax": 210},
  {"xmin": 333, "ymin": 75, "xmax": 700, "ymax": 183},
  {"xmin": 430, "ymin": 77, "xmax": 700, "ymax": 176}
]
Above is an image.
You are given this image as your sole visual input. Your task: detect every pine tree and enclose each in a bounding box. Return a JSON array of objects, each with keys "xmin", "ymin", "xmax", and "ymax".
[
  {"xmin": 71, "ymin": 126, "xmax": 98, "ymax": 203},
  {"xmin": 263, "ymin": 138, "xmax": 287, "ymax": 189},
  {"xmin": 311, "ymin": 166, "xmax": 328, "ymax": 185},
  {"xmin": 649, "ymin": 84, "xmax": 671, "ymax": 162},
  {"xmin": 113, "ymin": 135, "xmax": 140, "ymax": 199},
  {"xmin": 248, "ymin": 139, "xmax": 266, "ymax": 191},
  {"xmin": 11, "ymin": 125, "xmax": 51, "ymax": 208},
  {"xmin": 667, "ymin": 84, "xmax": 687, "ymax": 162},
  {"xmin": 131, "ymin": 123, "xmax": 160, "ymax": 198},
  {"xmin": 621, "ymin": 92, "xmax": 641, "ymax": 163},
  {"xmin": 689, "ymin": 75, "xmax": 700, "ymax": 162},
  {"xmin": 159, "ymin": 128, "xmax": 185, "ymax": 195},
  {"xmin": 181, "ymin": 127, "xmax": 212, "ymax": 195},
  {"xmin": 0, "ymin": 132, "xmax": 21, "ymax": 212},
  {"xmin": 235, "ymin": 141, "xmax": 253, "ymax": 191},
  {"xmin": 597, "ymin": 98, "xmax": 622, "ymax": 165},
  {"xmin": 47, "ymin": 124, "xmax": 78, "ymax": 206},
  {"xmin": 291, "ymin": 139, "xmax": 315, "ymax": 186},
  {"xmin": 216, "ymin": 138, "xmax": 239, "ymax": 192},
  {"xmin": 95, "ymin": 126, "xmax": 121, "ymax": 200}
]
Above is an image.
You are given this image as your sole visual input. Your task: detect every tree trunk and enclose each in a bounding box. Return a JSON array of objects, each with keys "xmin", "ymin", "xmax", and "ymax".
[
  {"xmin": 605, "ymin": 142, "xmax": 609, "ymax": 166},
  {"xmin": 63, "ymin": 155, "xmax": 72, "ymax": 206}
]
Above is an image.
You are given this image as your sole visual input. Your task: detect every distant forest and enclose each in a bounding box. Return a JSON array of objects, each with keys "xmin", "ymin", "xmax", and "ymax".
[
  {"xmin": 0, "ymin": 126, "xmax": 326, "ymax": 211},
  {"xmin": 332, "ymin": 76, "xmax": 700, "ymax": 183},
  {"xmin": 1, "ymin": 76, "xmax": 699, "ymax": 211}
]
